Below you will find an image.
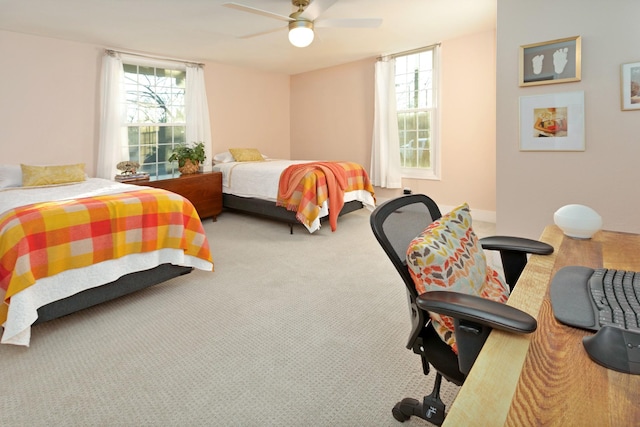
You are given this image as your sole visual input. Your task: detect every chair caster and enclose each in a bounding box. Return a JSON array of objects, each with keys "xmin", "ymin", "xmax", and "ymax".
[
  {"xmin": 392, "ymin": 401, "xmax": 412, "ymax": 422},
  {"xmin": 392, "ymin": 398, "xmax": 420, "ymax": 423},
  {"xmin": 391, "ymin": 394, "xmax": 446, "ymax": 425}
]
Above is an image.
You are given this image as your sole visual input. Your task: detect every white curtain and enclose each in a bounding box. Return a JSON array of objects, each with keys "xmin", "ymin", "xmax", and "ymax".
[
  {"xmin": 370, "ymin": 58, "xmax": 402, "ymax": 188},
  {"xmin": 185, "ymin": 64, "xmax": 212, "ymax": 169},
  {"xmin": 97, "ymin": 51, "xmax": 127, "ymax": 179}
]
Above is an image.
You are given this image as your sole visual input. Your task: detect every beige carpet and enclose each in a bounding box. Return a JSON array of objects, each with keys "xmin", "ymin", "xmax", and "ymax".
[{"xmin": 0, "ymin": 207, "xmax": 496, "ymax": 426}]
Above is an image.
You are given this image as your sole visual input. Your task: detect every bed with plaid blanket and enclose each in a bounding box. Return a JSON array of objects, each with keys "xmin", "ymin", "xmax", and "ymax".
[
  {"xmin": 277, "ymin": 161, "xmax": 375, "ymax": 232},
  {"xmin": 213, "ymin": 159, "xmax": 376, "ymax": 233},
  {"xmin": 0, "ymin": 184, "xmax": 213, "ymax": 345}
]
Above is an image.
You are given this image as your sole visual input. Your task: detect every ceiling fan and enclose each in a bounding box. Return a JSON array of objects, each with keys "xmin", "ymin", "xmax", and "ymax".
[{"xmin": 223, "ymin": 0, "xmax": 383, "ymax": 48}]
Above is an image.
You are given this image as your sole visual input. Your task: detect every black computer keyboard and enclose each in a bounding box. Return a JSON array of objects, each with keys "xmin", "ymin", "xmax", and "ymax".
[
  {"xmin": 589, "ymin": 268, "xmax": 640, "ymax": 331},
  {"xmin": 550, "ymin": 266, "xmax": 640, "ymax": 332},
  {"xmin": 551, "ymin": 266, "xmax": 640, "ymax": 374}
]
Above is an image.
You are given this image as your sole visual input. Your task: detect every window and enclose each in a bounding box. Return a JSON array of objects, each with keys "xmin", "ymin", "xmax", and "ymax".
[
  {"xmin": 123, "ymin": 63, "xmax": 186, "ymax": 177},
  {"xmin": 395, "ymin": 47, "xmax": 439, "ymax": 179}
]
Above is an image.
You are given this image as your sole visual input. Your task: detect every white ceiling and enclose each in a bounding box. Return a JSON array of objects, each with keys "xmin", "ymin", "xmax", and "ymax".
[{"xmin": 0, "ymin": 0, "xmax": 496, "ymax": 75}]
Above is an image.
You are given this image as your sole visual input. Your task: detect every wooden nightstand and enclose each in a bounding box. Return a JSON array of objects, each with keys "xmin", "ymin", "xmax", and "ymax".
[{"xmin": 132, "ymin": 171, "xmax": 222, "ymax": 221}]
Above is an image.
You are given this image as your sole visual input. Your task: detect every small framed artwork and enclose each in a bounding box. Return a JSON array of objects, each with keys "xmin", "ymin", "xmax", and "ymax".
[
  {"xmin": 621, "ymin": 61, "xmax": 640, "ymax": 111},
  {"xmin": 519, "ymin": 36, "xmax": 581, "ymax": 87},
  {"xmin": 519, "ymin": 91, "xmax": 585, "ymax": 151}
]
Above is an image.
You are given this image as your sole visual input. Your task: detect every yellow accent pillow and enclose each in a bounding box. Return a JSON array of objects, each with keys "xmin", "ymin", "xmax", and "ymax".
[
  {"xmin": 21, "ymin": 163, "xmax": 86, "ymax": 187},
  {"xmin": 228, "ymin": 148, "xmax": 264, "ymax": 162}
]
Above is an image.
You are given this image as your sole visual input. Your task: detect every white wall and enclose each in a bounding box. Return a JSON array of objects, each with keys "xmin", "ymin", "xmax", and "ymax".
[
  {"xmin": 290, "ymin": 58, "xmax": 375, "ymax": 166},
  {"xmin": 206, "ymin": 63, "xmax": 290, "ymax": 159},
  {"xmin": 292, "ymin": 30, "xmax": 498, "ymax": 219},
  {"xmin": 411, "ymin": 30, "xmax": 497, "ymax": 217},
  {"xmin": 0, "ymin": 31, "xmax": 101, "ymax": 171},
  {"xmin": 0, "ymin": 30, "xmax": 291, "ymax": 176},
  {"xmin": 497, "ymin": 0, "xmax": 640, "ymax": 238}
]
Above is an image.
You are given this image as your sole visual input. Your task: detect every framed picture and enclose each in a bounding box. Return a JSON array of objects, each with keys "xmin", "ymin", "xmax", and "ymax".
[
  {"xmin": 621, "ymin": 61, "xmax": 640, "ymax": 111},
  {"xmin": 519, "ymin": 36, "xmax": 581, "ymax": 87},
  {"xmin": 519, "ymin": 91, "xmax": 585, "ymax": 151}
]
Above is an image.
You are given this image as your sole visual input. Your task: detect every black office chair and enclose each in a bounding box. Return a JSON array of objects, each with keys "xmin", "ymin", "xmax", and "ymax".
[{"xmin": 370, "ymin": 194, "xmax": 553, "ymax": 425}]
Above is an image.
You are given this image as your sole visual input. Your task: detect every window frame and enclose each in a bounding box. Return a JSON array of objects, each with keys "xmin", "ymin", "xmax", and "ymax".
[{"xmin": 395, "ymin": 46, "xmax": 441, "ymax": 181}]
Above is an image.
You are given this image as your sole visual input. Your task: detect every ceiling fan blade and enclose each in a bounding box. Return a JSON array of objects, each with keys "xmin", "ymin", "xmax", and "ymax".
[
  {"xmin": 315, "ymin": 18, "xmax": 383, "ymax": 28},
  {"xmin": 238, "ymin": 26, "xmax": 286, "ymax": 39},
  {"xmin": 300, "ymin": 0, "xmax": 339, "ymax": 21},
  {"xmin": 223, "ymin": 2, "xmax": 293, "ymax": 22}
]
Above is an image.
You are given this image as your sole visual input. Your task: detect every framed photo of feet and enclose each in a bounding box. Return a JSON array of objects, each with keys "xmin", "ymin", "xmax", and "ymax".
[{"xmin": 519, "ymin": 36, "xmax": 581, "ymax": 87}]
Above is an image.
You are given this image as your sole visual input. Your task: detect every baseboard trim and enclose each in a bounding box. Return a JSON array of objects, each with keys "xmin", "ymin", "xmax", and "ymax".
[
  {"xmin": 374, "ymin": 197, "xmax": 496, "ymax": 224},
  {"xmin": 440, "ymin": 205, "xmax": 496, "ymax": 223}
]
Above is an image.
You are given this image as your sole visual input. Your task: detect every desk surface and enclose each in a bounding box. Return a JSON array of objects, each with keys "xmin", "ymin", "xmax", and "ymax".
[{"xmin": 443, "ymin": 225, "xmax": 640, "ymax": 426}]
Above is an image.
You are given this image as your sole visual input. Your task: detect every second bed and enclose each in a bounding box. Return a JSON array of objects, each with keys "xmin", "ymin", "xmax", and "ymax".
[{"xmin": 213, "ymin": 158, "xmax": 376, "ymax": 233}]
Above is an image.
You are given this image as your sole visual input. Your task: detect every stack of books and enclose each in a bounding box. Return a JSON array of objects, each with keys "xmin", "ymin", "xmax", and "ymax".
[{"xmin": 114, "ymin": 172, "xmax": 150, "ymax": 182}]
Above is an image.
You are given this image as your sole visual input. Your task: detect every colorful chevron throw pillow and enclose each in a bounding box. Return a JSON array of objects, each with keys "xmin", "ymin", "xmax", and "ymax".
[{"xmin": 406, "ymin": 203, "xmax": 509, "ymax": 354}]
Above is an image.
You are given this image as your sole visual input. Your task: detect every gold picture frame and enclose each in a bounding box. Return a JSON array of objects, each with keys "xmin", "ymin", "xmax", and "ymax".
[
  {"xmin": 620, "ymin": 61, "xmax": 640, "ymax": 111},
  {"xmin": 519, "ymin": 36, "xmax": 581, "ymax": 87}
]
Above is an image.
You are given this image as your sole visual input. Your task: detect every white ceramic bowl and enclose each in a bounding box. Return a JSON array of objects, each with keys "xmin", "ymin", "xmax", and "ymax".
[{"xmin": 553, "ymin": 204, "xmax": 602, "ymax": 239}]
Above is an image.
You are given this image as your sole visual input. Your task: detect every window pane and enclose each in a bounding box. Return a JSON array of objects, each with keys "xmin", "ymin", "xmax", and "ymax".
[
  {"xmin": 157, "ymin": 126, "xmax": 172, "ymax": 144},
  {"xmin": 418, "ymin": 149, "xmax": 431, "ymax": 169},
  {"xmin": 416, "ymin": 111, "xmax": 425, "ymax": 128},
  {"xmin": 397, "ymin": 115, "xmax": 406, "ymax": 132},
  {"xmin": 174, "ymin": 126, "xmax": 186, "ymax": 144}
]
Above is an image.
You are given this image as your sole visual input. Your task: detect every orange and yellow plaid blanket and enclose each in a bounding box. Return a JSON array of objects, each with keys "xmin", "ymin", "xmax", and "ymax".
[
  {"xmin": 276, "ymin": 161, "xmax": 375, "ymax": 231},
  {"xmin": 0, "ymin": 188, "xmax": 213, "ymax": 324}
]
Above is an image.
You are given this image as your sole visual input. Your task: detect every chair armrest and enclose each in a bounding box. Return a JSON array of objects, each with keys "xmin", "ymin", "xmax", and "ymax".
[
  {"xmin": 479, "ymin": 236, "xmax": 553, "ymax": 255},
  {"xmin": 479, "ymin": 236, "xmax": 554, "ymax": 288},
  {"xmin": 416, "ymin": 290, "xmax": 537, "ymax": 334}
]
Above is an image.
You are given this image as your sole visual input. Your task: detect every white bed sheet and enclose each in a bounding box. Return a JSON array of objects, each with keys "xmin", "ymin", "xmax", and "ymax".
[
  {"xmin": 212, "ymin": 160, "xmax": 376, "ymax": 233},
  {"xmin": 0, "ymin": 178, "xmax": 213, "ymax": 346},
  {"xmin": 0, "ymin": 177, "xmax": 144, "ymax": 213},
  {"xmin": 213, "ymin": 159, "xmax": 311, "ymax": 201}
]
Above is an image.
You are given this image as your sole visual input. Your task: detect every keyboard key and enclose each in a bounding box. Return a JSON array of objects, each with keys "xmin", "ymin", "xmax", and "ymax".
[{"xmin": 590, "ymin": 268, "xmax": 640, "ymax": 330}]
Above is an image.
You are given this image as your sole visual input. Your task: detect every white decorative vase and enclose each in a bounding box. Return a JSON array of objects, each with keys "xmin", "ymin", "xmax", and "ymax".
[{"xmin": 553, "ymin": 204, "xmax": 602, "ymax": 239}]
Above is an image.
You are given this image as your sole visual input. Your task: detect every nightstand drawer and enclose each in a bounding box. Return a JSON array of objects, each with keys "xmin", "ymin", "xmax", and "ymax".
[{"xmin": 132, "ymin": 171, "xmax": 222, "ymax": 220}]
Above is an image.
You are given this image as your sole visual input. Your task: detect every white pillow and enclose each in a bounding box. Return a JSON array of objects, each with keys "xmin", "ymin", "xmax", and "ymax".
[
  {"xmin": 213, "ymin": 151, "xmax": 269, "ymax": 163},
  {"xmin": 213, "ymin": 151, "xmax": 235, "ymax": 163},
  {"xmin": 0, "ymin": 164, "xmax": 22, "ymax": 188}
]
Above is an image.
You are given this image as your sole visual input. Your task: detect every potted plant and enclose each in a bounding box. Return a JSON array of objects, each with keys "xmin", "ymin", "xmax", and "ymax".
[{"xmin": 168, "ymin": 142, "xmax": 206, "ymax": 174}]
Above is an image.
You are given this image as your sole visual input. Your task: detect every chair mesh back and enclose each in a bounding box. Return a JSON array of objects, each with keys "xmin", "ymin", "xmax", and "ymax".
[
  {"xmin": 382, "ymin": 203, "xmax": 435, "ymax": 262},
  {"xmin": 370, "ymin": 195, "xmax": 442, "ymax": 298}
]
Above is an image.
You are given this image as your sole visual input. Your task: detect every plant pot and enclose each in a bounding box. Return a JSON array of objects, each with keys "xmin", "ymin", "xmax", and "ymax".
[{"xmin": 179, "ymin": 159, "xmax": 200, "ymax": 174}]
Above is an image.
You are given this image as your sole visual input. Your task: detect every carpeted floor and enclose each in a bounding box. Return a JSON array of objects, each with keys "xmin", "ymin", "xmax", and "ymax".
[{"xmin": 0, "ymin": 207, "xmax": 496, "ymax": 426}]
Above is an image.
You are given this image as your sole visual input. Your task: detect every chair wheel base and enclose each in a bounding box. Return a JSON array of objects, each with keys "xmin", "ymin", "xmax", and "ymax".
[{"xmin": 391, "ymin": 395, "xmax": 446, "ymax": 425}]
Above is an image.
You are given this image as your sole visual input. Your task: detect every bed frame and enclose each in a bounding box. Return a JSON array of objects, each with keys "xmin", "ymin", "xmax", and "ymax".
[
  {"xmin": 222, "ymin": 193, "xmax": 364, "ymax": 234},
  {"xmin": 34, "ymin": 264, "xmax": 193, "ymax": 324}
]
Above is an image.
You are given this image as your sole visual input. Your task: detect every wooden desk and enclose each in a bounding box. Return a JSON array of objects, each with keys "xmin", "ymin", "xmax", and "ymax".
[{"xmin": 443, "ymin": 225, "xmax": 640, "ymax": 426}]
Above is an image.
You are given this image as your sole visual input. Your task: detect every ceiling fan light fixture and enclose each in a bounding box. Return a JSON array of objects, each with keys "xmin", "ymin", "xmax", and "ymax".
[{"xmin": 288, "ymin": 19, "xmax": 314, "ymax": 48}]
